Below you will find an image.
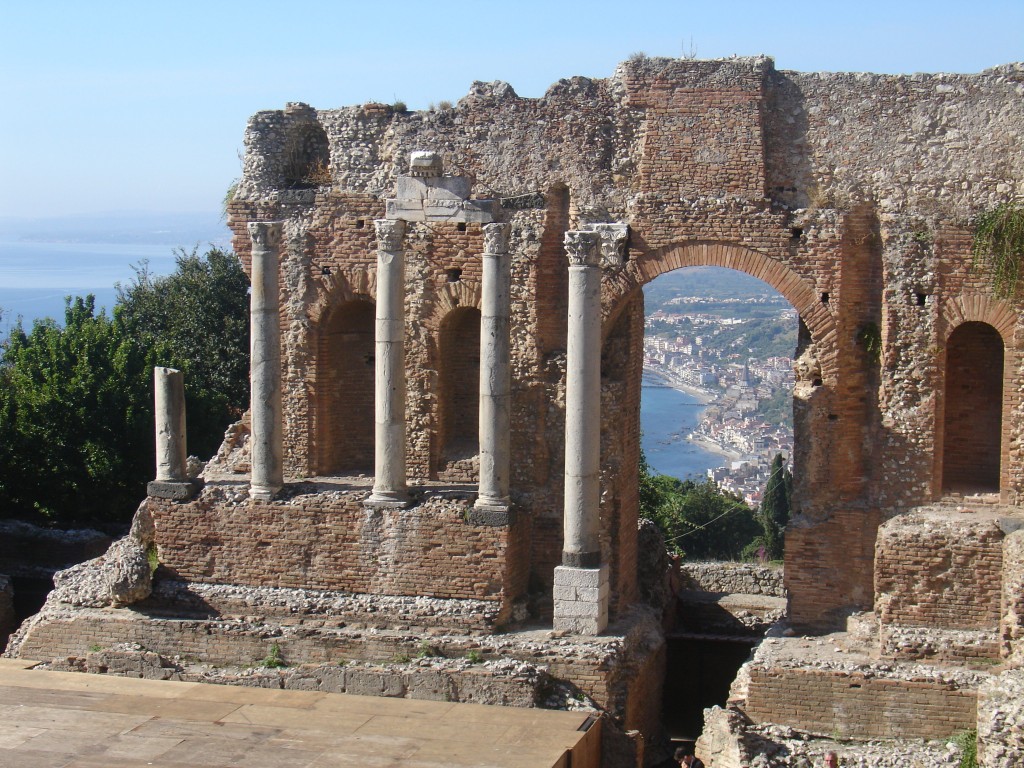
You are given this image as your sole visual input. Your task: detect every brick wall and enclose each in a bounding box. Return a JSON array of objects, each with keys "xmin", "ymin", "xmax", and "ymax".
[
  {"xmin": 148, "ymin": 490, "xmax": 525, "ymax": 621},
  {"xmin": 744, "ymin": 666, "xmax": 977, "ymax": 740},
  {"xmin": 875, "ymin": 511, "xmax": 1004, "ymax": 631}
]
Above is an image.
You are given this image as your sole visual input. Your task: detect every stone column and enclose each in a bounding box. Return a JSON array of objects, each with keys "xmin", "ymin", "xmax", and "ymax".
[
  {"xmin": 147, "ymin": 366, "xmax": 201, "ymax": 500},
  {"xmin": 366, "ymin": 219, "xmax": 410, "ymax": 507},
  {"xmin": 248, "ymin": 221, "xmax": 284, "ymax": 501},
  {"xmin": 475, "ymin": 222, "xmax": 512, "ymax": 512},
  {"xmin": 553, "ymin": 230, "xmax": 609, "ymax": 635}
]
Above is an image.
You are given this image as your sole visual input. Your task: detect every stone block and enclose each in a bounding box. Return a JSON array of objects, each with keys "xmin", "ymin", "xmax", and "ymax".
[
  {"xmin": 345, "ymin": 669, "xmax": 384, "ymax": 696},
  {"xmin": 554, "ymin": 599, "xmax": 598, "ymax": 618},
  {"xmin": 466, "ymin": 506, "xmax": 516, "ymax": 527},
  {"xmin": 552, "ymin": 585, "xmax": 577, "ymax": 601},
  {"xmin": 317, "ymin": 666, "xmax": 347, "ymax": 693},
  {"xmin": 147, "ymin": 479, "xmax": 202, "ymax": 501},
  {"xmin": 381, "ymin": 672, "xmax": 407, "ymax": 697},
  {"xmin": 407, "ymin": 669, "xmax": 451, "ymax": 701},
  {"xmin": 554, "ymin": 565, "xmax": 609, "ymax": 589}
]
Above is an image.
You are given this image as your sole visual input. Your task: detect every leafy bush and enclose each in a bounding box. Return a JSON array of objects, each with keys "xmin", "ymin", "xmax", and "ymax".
[{"xmin": 640, "ymin": 452, "xmax": 760, "ymax": 560}]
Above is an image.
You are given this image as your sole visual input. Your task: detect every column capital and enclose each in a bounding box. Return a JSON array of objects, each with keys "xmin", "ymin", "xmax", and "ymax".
[
  {"xmin": 483, "ymin": 222, "xmax": 511, "ymax": 255},
  {"xmin": 247, "ymin": 221, "xmax": 283, "ymax": 249},
  {"xmin": 564, "ymin": 230, "xmax": 602, "ymax": 267},
  {"xmin": 374, "ymin": 218, "xmax": 406, "ymax": 251}
]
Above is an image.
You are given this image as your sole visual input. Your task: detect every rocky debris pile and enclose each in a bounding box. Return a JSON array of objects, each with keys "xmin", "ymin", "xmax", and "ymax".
[{"xmin": 977, "ymin": 669, "xmax": 1024, "ymax": 768}]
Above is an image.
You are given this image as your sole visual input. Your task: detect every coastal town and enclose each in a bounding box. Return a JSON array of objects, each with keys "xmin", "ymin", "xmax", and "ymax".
[{"xmin": 643, "ymin": 291, "xmax": 797, "ymax": 506}]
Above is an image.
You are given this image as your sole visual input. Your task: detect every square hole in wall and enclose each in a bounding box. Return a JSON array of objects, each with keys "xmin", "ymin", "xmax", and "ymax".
[
  {"xmin": 916, "ymin": 292, "xmax": 928, "ymax": 306},
  {"xmin": 820, "ymin": 292, "xmax": 830, "ymax": 305},
  {"xmin": 457, "ymin": 222, "xmax": 467, "ymax": 232},
  {"xmin": 355, "ymin": 219, "xmax": 365, "ymax": 229},
  {"xmin": 447, "ymin": 268, "xmax": 463, "ymax": 283}
]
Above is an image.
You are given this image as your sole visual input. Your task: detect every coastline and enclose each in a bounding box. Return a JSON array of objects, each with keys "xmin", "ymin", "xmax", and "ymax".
[
  {"xmin": 642, "ymin": 368, "xmax": 716, "ymax": 405},
  {"xmin": 688, "ymin": 434, "xmax": 742, "ymax": 462}
]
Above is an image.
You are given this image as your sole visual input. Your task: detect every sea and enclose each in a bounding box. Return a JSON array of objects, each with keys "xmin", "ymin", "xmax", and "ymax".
[
  {"xmin": 0, "ymin": 238, "xmax": 721, "ymax": 482},
  {"xmin": 640, "ymin": 380, "xmax": 724, "ymax": 481},
  {"xmin": 0, "ymin": 241, "xmax": 187, "ymax": 332}
]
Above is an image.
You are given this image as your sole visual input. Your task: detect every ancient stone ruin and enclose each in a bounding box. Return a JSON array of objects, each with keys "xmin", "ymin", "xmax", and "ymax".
[{"xmin": 7, "ymin": 56, "xmax": 1024, "ymax": 765}]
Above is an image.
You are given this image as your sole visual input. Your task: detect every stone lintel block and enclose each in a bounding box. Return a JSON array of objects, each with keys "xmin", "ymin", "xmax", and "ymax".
[
  {"xmin": 554, "ymin": 564, "xmax": 609, "ymax": 590},
  {"xmin": 147, "ymin": 479, "xmax": 203, "ymax": 501},
  {"xmin": 466, "ymin": 505, "xmax": 516, "ymax": 527},
  {"xmin": 385, "ymin": 198, "xmax": 497, "ymax": 224},
  {"xmin": 394, "ymin": 176, "xmax": 471, "ymax": 200}
]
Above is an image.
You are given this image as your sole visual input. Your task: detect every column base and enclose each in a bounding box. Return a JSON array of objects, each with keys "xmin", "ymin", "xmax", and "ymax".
[
  {"xmin": 147, "ymin": 479, "xmax": 203, "ymax": 502},
  {"xmin": 553, "ymin": 564, "xmax": 609, "ymax": 636},
  {"xmin": 249, "ymin": 484, "xmax": 282, "ymax": 502},
  {"xmin": 364, "ymin": 490, "xmax": 411, "ymax": 509},
  {"xmin": 467, "ymin": 502, "xmax": 515, "ymax": 527}
]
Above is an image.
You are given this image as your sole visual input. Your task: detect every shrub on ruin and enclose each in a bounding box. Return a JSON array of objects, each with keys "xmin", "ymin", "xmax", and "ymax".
[{"xmin": 973, "ymin": 200, "xmax": 1024, "ymax": 298}]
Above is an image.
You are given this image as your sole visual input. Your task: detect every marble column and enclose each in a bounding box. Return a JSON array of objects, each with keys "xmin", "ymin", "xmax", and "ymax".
[
  {"xmin": 366, "ymin": 219, "xmax": 409, "ymax": 507},
  {"xmin": 147, "ymin": 367, "xmax": 201, "ymax": 500},
  {"xmin": 154, "ymin": 366, "xmax": 187, "ymax": 482},
  {"xmin": 553, "ymin": 230, "xmax": 609, "ymax": 635},
  {"xmin": 476, "ymin": 223, "xmax": 512, "ymax": 511},
  {"xmin": 248, "ymin": 221, "xmax": 284, "ymax": 501}
]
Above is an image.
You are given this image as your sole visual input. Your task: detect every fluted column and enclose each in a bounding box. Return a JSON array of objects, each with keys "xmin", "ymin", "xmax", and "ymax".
[
  {"xmin": 366, "ymin": 219, "xmax": 410, "ymax": 507},
  {"xmin": 248, "ymin": 221, "xmax": 284, "ymax": 501},
  {"xmin": 476, "ymin": 222, "xmax": 512, "ymax": 510},
  {"xmin": 553, "ymin": 230, "xmax": 608, "ymax": 635}
]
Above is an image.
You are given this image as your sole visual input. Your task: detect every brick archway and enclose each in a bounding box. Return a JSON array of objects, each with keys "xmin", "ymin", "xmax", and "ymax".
[
  {"xmin": 308, "ymin": 266, "xmax": 376, "ymax": 325},
  {"xmin": 604, "ymin": 240, "xmax": 836, "ymax": 378},
  {"xmin": 935, "ymin": 294, "xmax": 1019, "ymax": 497}
]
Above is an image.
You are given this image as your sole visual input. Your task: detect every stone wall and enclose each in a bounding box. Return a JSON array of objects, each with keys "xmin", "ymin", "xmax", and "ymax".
[
  {"xmin": 148, "ymin": 484, "xmax": 529, "ymax": 627},
  {"xmin": 223, "ymin": 56, "xmax": 1024, "ymax": 629},
  {"xmin": 744, "ymin": 665, "xmax": 978, "ymax": 741},
  {"xmin": 875, "ymin": 508, "xmax": 1004, "ymax": 631},
  {"xmin": 678, "ymin": 562, "xmax": 786, "ymax": 597}
]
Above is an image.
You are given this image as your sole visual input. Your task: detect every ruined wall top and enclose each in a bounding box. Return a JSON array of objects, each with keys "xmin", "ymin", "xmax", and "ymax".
[{"xmin": 235, "ymin": 57, "xmax": 1024, "ymax": 222}]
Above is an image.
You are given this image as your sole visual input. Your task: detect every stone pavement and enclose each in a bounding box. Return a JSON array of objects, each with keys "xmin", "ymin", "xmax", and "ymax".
[{"xmin": 0, "ymin": 659, "xmax": 600, "ymax": 767}]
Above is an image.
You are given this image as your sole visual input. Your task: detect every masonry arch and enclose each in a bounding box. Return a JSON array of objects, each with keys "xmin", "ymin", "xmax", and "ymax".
[
  {"xmin": 935, "ymin": 295, "xmax": 1017, "ymax": 496},
  {"xmin": 940, "ymin": 321, "xmax": 1005, "ymax": 493},
  {"xmin": 605, "ymin": 241, "xmax": 835, "ymax": 379},
  {"xmin": 434, "ymin": 306, "xmax": 482, "ymax": 481},
  {"xmin": 314, "ymin": 298, "xmax": 375, "ymax": 475}
]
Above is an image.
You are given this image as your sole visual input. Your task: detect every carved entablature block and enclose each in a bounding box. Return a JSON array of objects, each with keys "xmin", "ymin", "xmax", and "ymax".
[
  {"xmin": 581, "ymin": 223, "xmax": 629, "ymax": 269},
  {"xmin": 483, "ymin": 222, "xmax": 511, "ymax": 255},
  {"xmin": 409, "ymin": 150, "xmax": 443, "ymax": 177},
  {"xmin": 374, "ymin": 219, "xmax": 406, "ymax": 251},
  {"xmin": 564, "ymin": 230, "xmax": 602, "ymax": 268}
]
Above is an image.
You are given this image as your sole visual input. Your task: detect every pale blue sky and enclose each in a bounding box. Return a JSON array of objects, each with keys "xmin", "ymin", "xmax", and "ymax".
[{"xmin": 1, "ymin": 0, "xmax": 1020, "ymax": 219}]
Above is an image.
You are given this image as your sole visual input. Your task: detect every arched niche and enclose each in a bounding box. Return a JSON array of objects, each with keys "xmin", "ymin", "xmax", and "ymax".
[
  {"xmin": 435, "ymin": 306, "xmax": 481, "ymax": 480},
  {"xmin": 315, "ymin": 299, "xmax": 374, "ymax": 475},
  {"xmin": 942, "ymin": 321, "xmax": 1004, "ymax": 493}
]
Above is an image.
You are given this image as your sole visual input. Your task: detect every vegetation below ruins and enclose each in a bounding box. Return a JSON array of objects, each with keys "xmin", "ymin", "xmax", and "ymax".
[
  {"xmin": 0, "ymin": 247, "xmax": 249, "ymax": 527},
  {"xmin": 639, "ymin": 450, "xmax": 791, "ymax": 562}
]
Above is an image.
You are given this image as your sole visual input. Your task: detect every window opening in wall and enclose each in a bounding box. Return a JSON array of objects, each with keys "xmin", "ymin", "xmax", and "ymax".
[
  {"xmin": 456, "ymin": 222, "xmax": 467, "ymax": 232},
  {"xmin": 820, "ymin": 292, "xmax": 830, "ymax": 304},
  {"xmin": 916, "ymin": 292, "xmax": 927, "ymax": 306},
  {"xmin": 790, "ymin": 227, "xmax": 803, "ymax": 240},
  {"xmin": 355, "ymin": 219, "xmax": 365, "ymax": 229},
  {"xmin": 942, "ymin": 321, "xmax": 1003, "ymax": 493},
  {"xmin": 446, "ymin": 268, "xmax": 463, "ymax": 283}
]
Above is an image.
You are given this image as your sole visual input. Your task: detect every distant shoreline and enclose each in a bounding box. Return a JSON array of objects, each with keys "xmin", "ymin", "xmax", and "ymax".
[{"xmin": 642, "ymin": 368, "xmax": 716, "ymax": 405}]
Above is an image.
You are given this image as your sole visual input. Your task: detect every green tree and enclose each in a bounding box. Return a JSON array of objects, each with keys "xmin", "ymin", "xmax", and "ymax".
[
  {"xmin": 0, "ymin": 247, "xmax": 250, "ymax": 527},
  {"xmin": 746, "ymin": 453, "xmax": 792, "ymax": 561},
  {"xmin": 0, "ymin": 297, "xmax": 156, "ymax": 525},
  {"xmin": 116, "ymin": 247, "xmax": 250, "ymax": 459},
  {"xmin": 639, "ymin": 451, "xmax": 760, "ymax": 560}
]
